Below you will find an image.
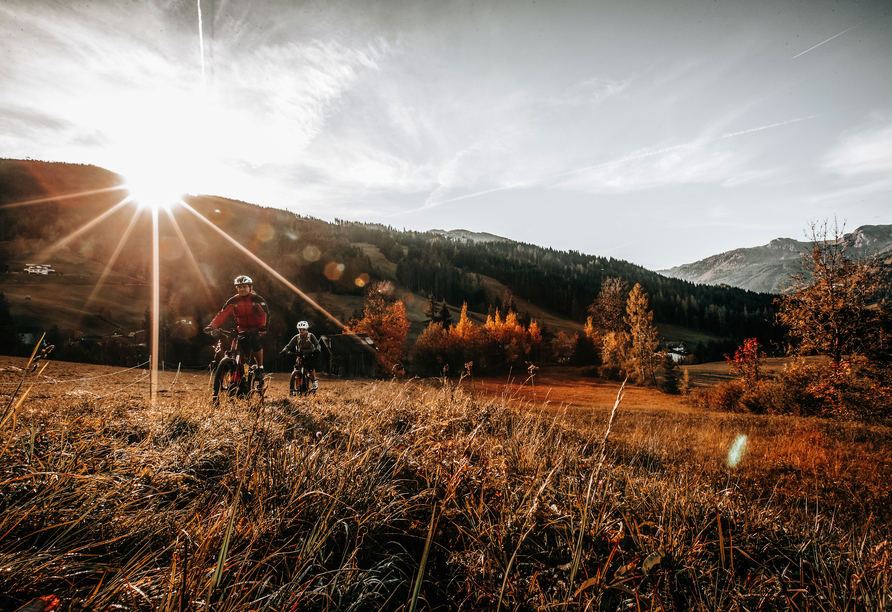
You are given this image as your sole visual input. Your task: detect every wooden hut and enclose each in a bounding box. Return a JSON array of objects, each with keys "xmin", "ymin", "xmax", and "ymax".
[{"xmin": 320, "ymin": 334, "xmax": 377, "ymax": 378}]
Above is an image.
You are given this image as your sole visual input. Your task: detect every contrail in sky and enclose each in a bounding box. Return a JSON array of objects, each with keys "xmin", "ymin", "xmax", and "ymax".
[
  {"xmin": 791, "ymin": 22, "xmax": 863, "ymax": 59},
  {"xmin": 197, "ymin": 0, "xmax": 206, "ymax": 87},
  {"xmin": 401, "ymin": 115, "xmax": 819, "ymax": 215},
  {"xmin": 717, "ymin": 114, "xmax": 822, "ymax": 140}
]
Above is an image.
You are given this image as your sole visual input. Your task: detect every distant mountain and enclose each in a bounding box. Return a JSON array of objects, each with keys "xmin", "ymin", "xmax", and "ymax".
[
  {"xmin": 658, "ymin": 225, "xmax": 892, "ymax": 294},
  {"xmin": 429, "ymin": 228, "xmax": 508, "ymax": 243}
]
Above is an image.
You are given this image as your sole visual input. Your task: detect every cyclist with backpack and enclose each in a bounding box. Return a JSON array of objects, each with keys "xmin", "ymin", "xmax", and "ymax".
[
  {"xmin": 205, "ymin": 275, "xmax": 270, "ymax": 380},
  {"xmin": 281, "ymin": 321, "xmax": 321, "ymax": 391}
]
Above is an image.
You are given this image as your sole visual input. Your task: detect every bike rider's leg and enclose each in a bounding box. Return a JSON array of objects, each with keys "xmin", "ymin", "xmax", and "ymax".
[
  {"xmin": 253, "ymin": 348, "xmax": 265, "ymax": 380},
  {"xmin": 309, "ymin": 368, "xmax": 318, "ymax": 390}
]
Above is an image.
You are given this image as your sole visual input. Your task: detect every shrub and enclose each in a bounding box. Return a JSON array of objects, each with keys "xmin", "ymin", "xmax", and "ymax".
[
  {"xmin": 579, "ymin": 365, "xmax": 600, "ymax": 378},
  {"xmin": 598, "ymin": 363, "xmax": 624, "ymax": 381}
]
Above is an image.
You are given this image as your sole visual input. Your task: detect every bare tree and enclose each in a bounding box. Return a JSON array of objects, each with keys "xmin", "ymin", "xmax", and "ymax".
[{"xmin": 776, "ymin": 219, "xmax": 890, "ymax": 366}]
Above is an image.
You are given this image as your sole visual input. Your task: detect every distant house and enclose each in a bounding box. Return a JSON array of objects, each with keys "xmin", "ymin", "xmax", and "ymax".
[
  {"xmin": 320, "ymin": 334, "xmax": 377, "ymax": 378},
  {"xmin": 666, "ymin": 341, "xmax": 689, "ymax": 354},
  {"xmin": 661, "ymin": 341, "xmax": 690, "ymax": 363},
  {"xmin": 24, "ymin": 264, "xmax": 55, "ymax": 275}
]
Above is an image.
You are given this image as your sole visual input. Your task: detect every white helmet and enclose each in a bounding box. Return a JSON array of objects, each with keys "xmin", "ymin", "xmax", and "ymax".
[
  {"xmin": 297, "ymin": 321, "xmax": 309, "ymax": 330},
  {"xmin": 234, "ymin": 275, "xmax": 253, "ymax": 286}
]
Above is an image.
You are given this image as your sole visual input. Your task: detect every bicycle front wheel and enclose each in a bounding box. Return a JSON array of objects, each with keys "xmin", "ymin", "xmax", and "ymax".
[{"xmin": 213, "ymin": 359, "xmax": 240, "ymax": 404}]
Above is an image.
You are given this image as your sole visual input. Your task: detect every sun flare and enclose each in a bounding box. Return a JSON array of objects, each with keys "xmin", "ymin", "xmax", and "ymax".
[
  {"xmin": 113, "ymin": 102, "xmax": 214, "ymax": 210},
  {"xmin": 123, "ymin": 160, "xmax": 190, "ymax": 211}
]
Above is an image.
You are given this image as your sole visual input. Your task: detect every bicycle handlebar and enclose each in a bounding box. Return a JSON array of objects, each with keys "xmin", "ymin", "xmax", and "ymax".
[{"xmin": 206, "ymin": 327, "xmax": 251, "ymax": 339}]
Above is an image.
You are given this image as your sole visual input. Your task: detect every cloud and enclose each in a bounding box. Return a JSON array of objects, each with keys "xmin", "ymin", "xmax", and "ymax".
[
  {"xmin": 823, "ymin": 122, "xmax": 892, "ymax": 178},
  {"xmin": 209, "ymin": 38, "xmax": 389, "ymax": 163},
  {"xmin": 423, "ymin": 134, "xmax": 525, "ymax": 207},
  {"xmin": 556, "ymin": 142, "xmax": 739, "ymax": 193},
  {"xmin": 551, "ymin": 77, "xmax": 630, "ymax": 107}
]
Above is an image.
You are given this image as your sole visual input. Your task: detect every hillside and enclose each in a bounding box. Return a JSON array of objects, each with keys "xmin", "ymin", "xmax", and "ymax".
[
  {"xmin": 1, "ymin": 159, "xmax": 781, "ymax": 362},
  {"xmin": 658, "ymin": 226, "xmax": 892, "ymax": 293}
]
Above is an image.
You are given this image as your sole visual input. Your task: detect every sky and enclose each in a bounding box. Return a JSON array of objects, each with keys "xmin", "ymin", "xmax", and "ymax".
[{"xmin": 1, "ymin": 0, "xmax": 891, "ymax": 270}]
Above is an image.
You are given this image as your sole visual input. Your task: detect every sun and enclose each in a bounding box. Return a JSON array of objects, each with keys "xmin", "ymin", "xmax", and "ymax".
[
  {"xmin": 114, "ymin": 112, "xmax": 210, "ymax": 211},
  {"xmin": 123, "ymin": 158, "xmax": 191, "ymax": 211}
]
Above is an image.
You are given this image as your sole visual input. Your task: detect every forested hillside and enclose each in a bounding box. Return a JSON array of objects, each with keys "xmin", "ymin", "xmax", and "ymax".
[
  {"xmin": 1, "ymin": 159, "xmax": 782, "ymax": 365},
  {"xmin": 339, "ymin": 221, "xmax": 779, "ymax": 343}
]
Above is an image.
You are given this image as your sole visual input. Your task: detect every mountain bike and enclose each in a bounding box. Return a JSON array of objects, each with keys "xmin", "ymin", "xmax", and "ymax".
[
  {"xmin": 208, "ymin": 328, "xmax": 266, "ymax": 405},
  {"xmin": 285, "ymin": 351, "xmax": 316, "ymax": 396}
]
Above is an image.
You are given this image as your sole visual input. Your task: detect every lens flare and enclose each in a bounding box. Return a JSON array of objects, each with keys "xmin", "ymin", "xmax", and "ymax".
[
  {"xmin": 324, "ymin": 262, "xmax": 345, "ymax": 281},
  {"xmin": 179, "ymin": 200, "xmax": 345, "ymax": 329},
  {"xmin": 727, "ymin": 434, "xmax": 748, "ymax": 468},
  {"xmin": 303, "ymin": 245, "xmax": 321, "ymax": 262}
]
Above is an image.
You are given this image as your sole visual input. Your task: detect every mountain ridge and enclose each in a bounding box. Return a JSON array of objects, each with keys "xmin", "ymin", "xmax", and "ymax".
[{"xmin": 658, "ymin": 225, "xmax": 892, "ymax": 294}]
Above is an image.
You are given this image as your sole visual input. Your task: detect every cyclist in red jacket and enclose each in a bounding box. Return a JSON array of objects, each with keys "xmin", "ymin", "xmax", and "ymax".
[{"xmin": 205, "ymin": 275, "xmax": 270, "ymax": 379}]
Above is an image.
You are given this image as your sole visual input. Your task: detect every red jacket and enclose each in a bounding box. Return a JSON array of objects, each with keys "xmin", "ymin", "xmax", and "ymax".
[{"xmin": 210, "ymin": 292, "xmax": 269, "ymax": 332}]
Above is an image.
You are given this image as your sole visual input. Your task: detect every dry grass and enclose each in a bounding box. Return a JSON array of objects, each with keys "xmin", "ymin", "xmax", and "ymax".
[{"xmin": 1, "ymin": 356, "xmax": 891, "ymax": 610}]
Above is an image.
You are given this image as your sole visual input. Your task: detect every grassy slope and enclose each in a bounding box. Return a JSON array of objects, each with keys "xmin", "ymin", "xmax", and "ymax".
[
  {"xmin": 654, "ymin": 322, "xmax": 725, "ymax": 345},
  {"xmin": 1, "ymin": 355, "xmax": 890, "ymax": 610},
  {"xmin": 1, "ymin": 242, "xmax": 149, "ymax": 334}
]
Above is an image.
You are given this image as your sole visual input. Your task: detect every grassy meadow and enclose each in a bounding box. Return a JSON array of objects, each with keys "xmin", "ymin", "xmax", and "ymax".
[{"xmin": 1, "ymin": 356, "xmax": 890, "ymax": 611}]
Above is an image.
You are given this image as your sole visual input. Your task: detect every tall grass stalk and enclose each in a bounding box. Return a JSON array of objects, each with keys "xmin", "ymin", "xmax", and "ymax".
[
  {"xmin": 567, "ymin": 378, "xmax": 625, "ymax": 600},
  {"xmin": 408, "ymin": 501, "xmax": 438, "ymax": 612}
]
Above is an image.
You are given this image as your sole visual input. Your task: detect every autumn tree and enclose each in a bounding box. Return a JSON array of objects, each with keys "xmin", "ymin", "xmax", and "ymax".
[
  {"xmin": 776, "ymin": 220, "xmax": 890, "ymax": 366},
  {"xmin": 576, "ymin": 316, "xmax": 602, "ymax": 365},
  {"xmin": 526, "ymin": 320, "xmax": 546, "ymax": 362},
  {"xmin": 411, "ymin": 302, "xmax": 483, "ymax": 375},
  {"xmin": 600, "ymin": 331, "xmax": 629, "ymax": 379},
  {"xmin": 411, "ymin": 321, "xmax": 449, "ymax": 374},
  {"xmin": 344, "ymin": 281, "xmax": 410, "ymax": 377},
  {"xmin": 588, "ymin": 277, "xmax": 628, "ymax": 334},
  {"xmin": 449, "ymin": 302, "xmax": 483, "ymax": 367},
  {"xmin": 726, "ymin": 337, "xmax": 766, "ymax": 392},
  {"xmin": 626, "ymin": 283, "xmax": 660, "ymax": 386},
  {"xmin": 501, "ymin": 310, "xmax": 526, "ymax": 363},
  {"xmin": 551, "ymin": 331, "xmax": 577, "ymax": 363}
]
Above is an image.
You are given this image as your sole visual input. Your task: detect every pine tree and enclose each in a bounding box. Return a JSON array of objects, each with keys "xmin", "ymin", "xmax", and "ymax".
[
  {"xmin": 626, "ymin": 283, "xmax": 659, "ymax": 386},
  {"xmin": 660, "ymin": 353, "xmax": 680, "ymax": 394},
  {"xmin": 438, "ymin": 302, "xmax": 453, "ymax": 328},
  {"xmin": 423, "ymin": 293, "xmax": 439, "ymax": 326}
]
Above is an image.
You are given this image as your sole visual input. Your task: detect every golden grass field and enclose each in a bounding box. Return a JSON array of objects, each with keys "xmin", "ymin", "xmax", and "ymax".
[{"xmin": 1, "ymin": 355, "xmax": 890, "ymax": 611}]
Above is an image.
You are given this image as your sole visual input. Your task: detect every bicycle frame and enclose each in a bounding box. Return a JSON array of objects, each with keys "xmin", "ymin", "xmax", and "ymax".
[
  {"xmin": 211, "ymin": 329, "xmax": 264, "ymax": 404},
  {"xmin": 214, "ymin": 335, "xmax": 247, "ymax": 376},
  {"xmin": 289, "ymin": 353, "xmax": 314, "ymax": 396}
]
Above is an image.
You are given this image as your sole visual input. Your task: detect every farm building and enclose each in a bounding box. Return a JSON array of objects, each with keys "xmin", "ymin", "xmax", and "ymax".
[
  {"xmin": 24, "ymin": 264, "xmax": 55, "ymax": 275},
  {"xmin": 320, "ymin": 333, "xmax": 377, "ymax": 378}
]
